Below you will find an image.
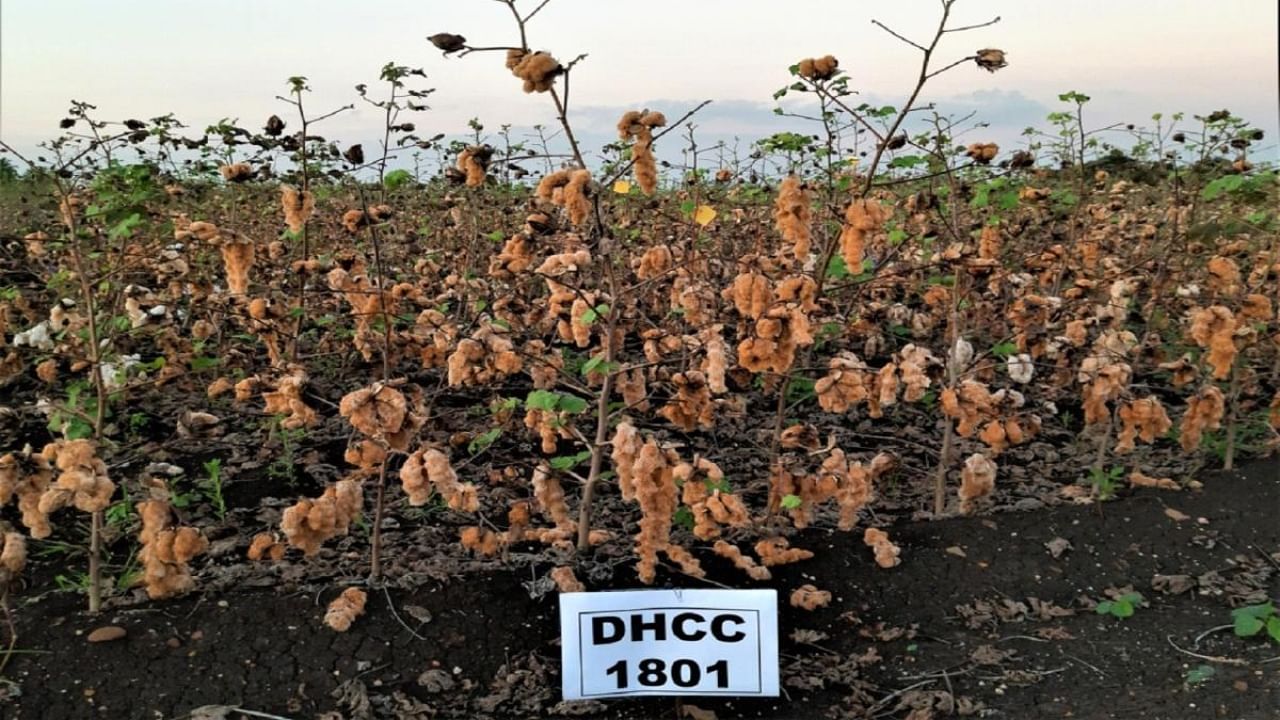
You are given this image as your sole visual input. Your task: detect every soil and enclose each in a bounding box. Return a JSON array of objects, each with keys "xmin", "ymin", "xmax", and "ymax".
[{"xmin": 5, "ymin": 458, "xmax": 1278, "ymax": 720}]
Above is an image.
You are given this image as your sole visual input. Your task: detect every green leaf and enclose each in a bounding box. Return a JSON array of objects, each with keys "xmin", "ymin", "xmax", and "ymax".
[
  {"xmin": 673, "ymin": 506, "xmax": 694, "ymax": 530},
  {"xmin": 384, "ymin": 168, "xmax": 413, "ymax": 189},
  {"xmin": 525, "ymin": 389, "xmax": 559, "ymax": 412},
  {"xmin": 557, "ymin": 395, "xmax": 588, "ymax": 414},
  {"xmin": 826, "ymin": 254, "xmax": 850, "ymax": 280},
  {"xmin": 780, "ymin": 494, "xmax": 803, "ymax": 510},
  {"xmin": 549, "ymin": 451, "xmax": 592, "ymax": 470},
  {"xmin": 1267, "ymin": 616, "xmax": 1280, "ymax": 644},
  {"xmin": 1095, "ymin": 601, "xmax": 1114, "ymax": 616},
  {"xmin": 581, "ymin": 354, "xmax": 618, "ymax": 377},
  {"xmin": 1234, "ymin": 614, "xmax": 1265, "ymax": 637},
  {"xmin": 991, "ymin": 341, "xmax": 1018, "ymax": 359},
  {"xmin": 1112, "ymin": 601, "xmax": 1135, "ymax": 618},
  {"xmin": 468, "ymin": 428, "xmax": 502, "ymax": 455},
  {"xmin": 1184, "ymin": 664, "xmax": 1215, "ymax": 686},
  {"xmin": 190, "ymin": 356, "xmax": 220, "ymax": 371}
]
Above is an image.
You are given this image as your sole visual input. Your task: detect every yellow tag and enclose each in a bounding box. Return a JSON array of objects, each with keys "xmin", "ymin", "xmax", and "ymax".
[
  {"xmin": 694, "ymin": 205, "xmax": 717, "ymax": 226},
  {"xmin": 612, "ymin": 180, "xmax": 632, "ymax": 194}
]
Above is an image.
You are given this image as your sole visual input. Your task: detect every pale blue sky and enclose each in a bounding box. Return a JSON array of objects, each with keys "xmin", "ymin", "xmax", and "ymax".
[{"xmin": 2, "ymin": 0, "xmax": 1277, "ymax": 162}]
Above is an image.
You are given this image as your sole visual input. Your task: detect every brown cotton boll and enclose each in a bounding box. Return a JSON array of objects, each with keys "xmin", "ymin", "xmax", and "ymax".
[
  {"xmin": 1188, "ymin": 305, "xmax": 1240, "ymax": 380},
  {"xmin": 341, "ymin": 209, "xmax": 365, "ymax": 233},
  {"xmin": 727, "ymin": 271, "xmax": 774, "ymax": 320},
  {"xmin": 324, "ymin": 587, "xmax": 367, "ymax": 632},
  {"xmin": 639, "ymin": 111, "xmax": 667, "ymax": 128},
  {"xmin": 532, "ymin": 464, "xmax": 573, "ymax": 531},
  {"xmin": 713, "ymin": 541, "xmax": 771, "ymax": 581},
  {"xmin": 959, "ymin": 453, "xmax": 996, "ymax": 514},
  {"xmin": 1180, "ymin": 386, "xmax": 1225, "ymax": 452},
  {"xmin": 1, "ymin": 532, "xmax": 27, "ymax": 578},
  {"xmin": 280, "ymin": 479, "xmax": 363, "ymax": 556},
  {"xmin": 457, "ymin": 145, "xmax": 493, "ymax": 187},
  {"xmin": 863, "ymin": 528, "xmax": 901, "ymax": 568},
  {"xmin": 797, "ymin": 55, "xmax": 839, "ymax": 81},
  {"xmin": 1116, "ymin": 397, "xmax": 1173, "ymax": 453},
  {"xmin": 137, "ymin": 499, "xmax": 206, "ymax": 599},
  {"xmin": 662, "ymin": 544, "xmax": 706, "ymax": 579},
  {"xmin": 551, "ymin": 566, "xmax": 585, "ymax": 593},
  {"xmin": 617, "ymin": 110, "xmax": 644, "ymax": 139},
  {"xmin": 774, "ymin": 175, "xmax": 813, "ymax": 258},
  {"xmin": 247, "ymin": 533, "xmax": 285, "ymax": 562},
  {"xmin": 610, "ymin": 421, "xmax": 643, "ymax": 503},
  {"xmin": 790, "ymin": 584, "xmax": 831, "ymax": 610},
  {"xmin": 218, "ymin": 238, "xmax": 255, "ymax": 295},
  {"xmin": 510, "ymin": 51, "xmax": 562, "ymax": 93},
  {"xmin": 816, "ymin": 353, "xmax": 872, "ymax": 413},
  {"xmin": 280, "ymin": 185, "xmax": 315, "ymax": 234},
  {"xmin": 564, "ymin": 169, "xmax": 592, "ymax": 226},
  {"xmin": 339, "ymin": 384, "xmax": 408, "ymax": 439},
  {"xmin": 975, "ymin": 48, "xmax": 1008, "ymax": 72},
  {"xmin": 966, "ymin": 143, "xmax": 999, "ymax": 164},
  {"xmin": 780, "ymin": 424, "xmax": 820, "ymax": 450},
  {"xmin": 460, "ymin": 525, "xmax": 501, "ymax": 556},
  {"xmin": 839, "ymin": 198, "xmax": 889, "ymax": 271},
  {"xmin": 659, "ymin": 371, "xmax": 715, "ymax": 431},
  {"xmin": 219, "ymin": 163, "xmax": 254, "ymax": 183},
  {"xmin": 1240, "ymin": 294, "xmax": 1273, "ymax": 321},
  {"xmin": 35, "ymin": 358, "xmax": 58, "ymax": 384},
  {"xmin": 756, "ymin": 537, "xmax": 814, "ymax": 567},
  {"xmin": 1129, "ymin": 471, "xmax": 1179, "ymax": 490}
]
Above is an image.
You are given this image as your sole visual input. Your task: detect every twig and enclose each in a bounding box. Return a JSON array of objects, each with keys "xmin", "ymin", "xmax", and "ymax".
[
  {"xmin": 1166, "ymin": 635, "xmax": 1248, "ymax": 665},
  {"xmin": 1193, "ymin": 624, "xmax": 1235, "ymax": 648}
]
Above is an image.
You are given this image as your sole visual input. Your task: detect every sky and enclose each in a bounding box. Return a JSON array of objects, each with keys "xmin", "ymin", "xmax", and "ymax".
[{"xmin": 2, "ymin": 0, "xmax": 1277, "ymax": 168}]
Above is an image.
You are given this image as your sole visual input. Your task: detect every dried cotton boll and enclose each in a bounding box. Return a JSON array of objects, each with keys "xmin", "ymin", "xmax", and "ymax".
[
  {"xmin": 339, "ymin": 383, "xmax": 408, "ymax": 439},
  {"xmin": 790, "ymin": 584, "xmax": 831, "ymax": 610},
  {"xmin": 966, "ymin": 143, "xmax": 999, "ymax": 164},
  {"xmin": 219, "ymin": 163, "xmax": 254, "ymax": 183},
  {"xmin": 1188, "ymin": 305, "xmax": 1241, "ymax": 379},
  {"xmin": 550, "ymin": 566, "xmax": 585, "ymax": 593},
  {"xmin": 324, "ymin": 587, "xmax": 368, "ymax": 632},
  {"xmin": 509, "ymin": 50, "xmax": 562, "ymax": 93},
  {"xmin": 136, "ymin": 499, "xmax": 208, "ymax": 599},
  {"xmin": 839, "ymin": 198, "xmax": 889, "ymax": 271},
  {"xmin": 0, "ymin": 532, "xmax": 27, "ymax": 580},
  {"xmin": 959, "ymin": 453, "xmax": 996, "ymax": 514},
  {"xmin": 1116, "ymin": 397, "xmax": 1173, "ymax": 453},
  {"xmin": 280, "ymin": 185, "xmax": 315, "ymax": 234},
  {"xmin": 457, "ymin": 145, "xmax": 493, "ymax": 187},
  {"xmin": 863, "ymin": 528, "xmax": 901, "ymax": 568},
  {"xmin": 773, "ymin": 175, "xmax": 813, "ymax": 258},
  {"xmin": 712, "ymin": 541, "xmax": 771, "ymax": 581},
  {"xmin": 280, "ymin": 479, "xmax": 363, "ymax": 556},
  {"xmin": 1006, "ymin": 354, "xmax": 1035, "ymax": 384},
  {"xmin": 1180, "ymin": 386, "xmax": 1225, "ymax": 452},
  {"xmin": 797, "ymin": 55, "xmax": 839, "ymax": 81},
  {"xmin": 975, "ymin": 48, "xmax": 1008, "ymax": 72},
  {"xmin": 755, "ymin": 537, "xmax": 813, "ymax": 567}
]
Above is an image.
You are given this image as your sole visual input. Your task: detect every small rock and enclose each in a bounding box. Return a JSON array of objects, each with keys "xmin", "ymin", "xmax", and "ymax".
[
  {"xmin": 87, "ymin": 626, "xmax": 126, "ymax": 643},
  {"xmin": 418, "ymin": 668, "xmax": 456, "ymax": 693},
  {"xmin": 1045, "ymin": 537, "xmax": 1073, "ymax": 559}
]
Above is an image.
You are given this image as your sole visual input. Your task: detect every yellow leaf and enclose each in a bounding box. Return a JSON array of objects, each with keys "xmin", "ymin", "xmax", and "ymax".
[
  {"xmin": 612, "ymin": 180, "xmax": 632, "ymax": 194},
  {"xmin": 694, "ymin": 205, "xmax": 717, "ymax": 226}
]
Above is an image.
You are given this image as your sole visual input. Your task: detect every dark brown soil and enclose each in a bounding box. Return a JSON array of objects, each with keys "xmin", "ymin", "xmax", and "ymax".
[{"xmin": 5, "ymin": 459, "xmax": 1278, "ymax": 720}]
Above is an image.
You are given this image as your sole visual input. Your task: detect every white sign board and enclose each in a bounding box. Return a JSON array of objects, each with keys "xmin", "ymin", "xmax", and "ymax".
[{"xmin": 559, "ymin": 589, "xmax": 779, "ymax": 700}]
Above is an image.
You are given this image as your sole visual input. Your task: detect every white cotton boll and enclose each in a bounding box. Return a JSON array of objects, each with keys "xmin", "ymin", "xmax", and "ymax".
[
  {"xmin": 949, "ymin": 337, "xmax": 974, "ymax": 372},
  {"xmin": 1007, "ymin": 354, "xmax": 1035, "ymax": 384},
  {"xmin": 1176, "ymin": 284, "xmax": 1200, "ymax": 298},
  {"xmin": 13, "ymin": 321, "xmax": 55, "ymax": 350}
]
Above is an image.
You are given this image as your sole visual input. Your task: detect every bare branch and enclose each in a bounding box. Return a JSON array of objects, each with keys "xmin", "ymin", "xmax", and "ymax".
[
  {"xmin": 871, "ymin": 19, "xmax": 926, "ymax": 52},
  {"xmin": 943, "ymin": 15, "xmax": 1001, "ymax": 33}
]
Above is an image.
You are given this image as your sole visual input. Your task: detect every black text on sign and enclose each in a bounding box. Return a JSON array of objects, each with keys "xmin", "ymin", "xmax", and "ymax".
[{"xmin": 559, "ymin": 589, "xmax": 779, "ymax": 699}]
